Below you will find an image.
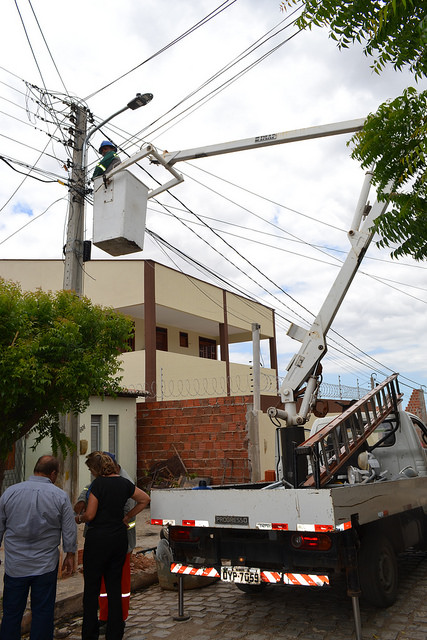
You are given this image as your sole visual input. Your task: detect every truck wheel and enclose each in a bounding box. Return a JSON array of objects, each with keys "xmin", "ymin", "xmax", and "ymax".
[
  {"xmin": 358, "ymin": 534, "xmax": 398, "ymax": 607},
  {"xmin": 236, "ymin": 582, "xmax": 267, "ymax": 594}
]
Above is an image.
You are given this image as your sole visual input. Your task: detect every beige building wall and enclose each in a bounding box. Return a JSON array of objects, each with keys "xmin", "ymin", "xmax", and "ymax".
[
  {"xmin": 120, "ymin": 351, "xmax": 146, "ymax": 390},
  {"xmin": 226, "ymin": 291, "xmax": 274, "ymax": 340},
  {"xmin": 153, "ymin": 352, "xmax": 277, "ymax": 400},
  {"xmin": 78, "ymin": 396, "xmax": 138, "ymax": 486},
  {"xmin": 23, "ymin": 396, "xmax": 138, "ymax": 492},
  {"xmin": 155, "ymin": 263, "xmax": 224, "ymax": 324},
  {"xmin": 1, "ymin": 259, "xmax": 62, "ymax": 292},
  {"xmin": 83, "ymin": 261, "xmax": 144, "ymax": 309}
]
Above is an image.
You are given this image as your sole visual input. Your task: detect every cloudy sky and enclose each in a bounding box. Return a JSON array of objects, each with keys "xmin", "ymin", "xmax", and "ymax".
[{"xmin": 1, "ymin": 0, "xmax": 427, "ymax": 403}]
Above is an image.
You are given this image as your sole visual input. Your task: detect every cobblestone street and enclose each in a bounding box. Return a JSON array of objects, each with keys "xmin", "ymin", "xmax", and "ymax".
[{"xmin": 50, "ymin": 551, "xmax": 427, "ymax": 640}]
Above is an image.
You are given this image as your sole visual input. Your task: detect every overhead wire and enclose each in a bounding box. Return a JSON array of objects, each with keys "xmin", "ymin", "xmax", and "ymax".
[
  {"xmin": 0, "ymin": 155, "xmax": 65, "ymax": 183},
  {"xmin": 83, "ymin": 0, "xmax": 238, "ymax": 101},
  {"xmin": 145, "ymin": 224, "xmax": 413, "ymax": 389},
  {"xmin": 147, "ymin": 202, "xmax": 427, "ymax": 272},
  {"xmin": 132, "ymin": 7, "xmax": 303, "ymax": 143},
  {"xmin": 0, "ymin": 196, "xmax": 66, "ymax": 246},
  {"xmin": 26, "ymin": 0, "xmax": 69, "ymax": 95},
  {"xmin": 149, "ymin": 208, "xmax": 427, "ymax": 294}
]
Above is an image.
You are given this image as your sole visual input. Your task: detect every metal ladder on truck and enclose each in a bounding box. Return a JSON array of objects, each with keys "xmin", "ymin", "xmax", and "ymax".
[{"xmin": 296, "ymin": 374, "xmax": 403, "ymax": 488}]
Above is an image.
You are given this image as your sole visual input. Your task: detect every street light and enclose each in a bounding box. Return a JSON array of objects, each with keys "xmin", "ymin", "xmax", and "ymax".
[{"xmin": 127, "ymin": 92, "xmax": 153, "ymax": 110}]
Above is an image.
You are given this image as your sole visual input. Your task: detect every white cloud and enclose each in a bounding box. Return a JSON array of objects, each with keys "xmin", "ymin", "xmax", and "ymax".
[{"xmin": 1, "ymin": 0, "xmax": 426, "ymax": 400}]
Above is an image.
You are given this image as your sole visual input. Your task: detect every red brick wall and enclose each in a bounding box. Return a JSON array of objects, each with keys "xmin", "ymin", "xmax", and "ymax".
[
  {"xmin": 405, "ymin": 389, "xmax": 427, "ymax": 446},
  {"xmin": 136, "ymin": 395, "xmax": 253, "ymax": 485},
  {"xmin": 405, "ymin": 389, "xmax": 427, "ymax": 423}
]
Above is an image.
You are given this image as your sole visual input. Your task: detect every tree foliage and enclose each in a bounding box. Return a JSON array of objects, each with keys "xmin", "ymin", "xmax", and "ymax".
[
  {"xmin": 0, "ymin": 278, "xmax": 134, "ymax": 461},
  {"xmin": 281, "ymin": 0, "xmax": 427, "ymax": 260}
]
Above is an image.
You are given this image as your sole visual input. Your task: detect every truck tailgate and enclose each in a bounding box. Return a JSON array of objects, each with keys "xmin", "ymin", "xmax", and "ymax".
[{"xmin": 151, "ymin": 478, "xmax": 427, "ymax": 531}]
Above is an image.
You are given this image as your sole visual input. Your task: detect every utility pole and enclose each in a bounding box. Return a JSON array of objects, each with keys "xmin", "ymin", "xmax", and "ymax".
[
  {"xmin": 61, "ymin": 103, "xmax": 87, "ymax": 502},
  {"xmin": 64, "ymin": 103, "xmax": 87, "ymax": 294}
]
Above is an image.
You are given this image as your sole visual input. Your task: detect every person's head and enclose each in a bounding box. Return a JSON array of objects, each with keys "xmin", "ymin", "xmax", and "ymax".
[
  {"xmin": 34, "ymin": 455, "xmax": 60, "ymax": 483},
  {"xmin": 98, "ymin": 140, "xmax": 117, "ymax": 156},
  {"xmin": 102, "ymin": 451, "xmax": 120, "ymax": 471},
  {"xmin": 85, "ymin": 451, "xmax": 117, "ymax": 477}
]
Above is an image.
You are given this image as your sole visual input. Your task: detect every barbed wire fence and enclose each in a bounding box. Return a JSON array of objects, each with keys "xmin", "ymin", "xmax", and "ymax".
[{"xmin": 128, "ymin": 372, "xmax": 371, "ymax": 402}]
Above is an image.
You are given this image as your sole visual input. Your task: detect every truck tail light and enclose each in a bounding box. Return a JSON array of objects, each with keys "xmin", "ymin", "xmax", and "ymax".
[
  {"xmin": 291, "ymin": 533, "xmax": 332, "ymax": 551},
  {"xmin": 169, "ymin": 527, "xmax": 200, "ymax": 543}
]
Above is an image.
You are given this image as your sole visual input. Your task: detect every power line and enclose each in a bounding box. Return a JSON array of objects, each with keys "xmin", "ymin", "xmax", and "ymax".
[
  {"xmin": 131, "ymin": 9, "xmax": 303, "ymax": 143},
  {"xmin": 83, "ymin": 0, "xmax": 238, "ymax": 101},
  {"xmin": 0, "ymin": 196, "xmax": 66, "ymax": 246},
  {"xmin": 26, "ymin": 0, "xmax": 69, "ymax": 95}
]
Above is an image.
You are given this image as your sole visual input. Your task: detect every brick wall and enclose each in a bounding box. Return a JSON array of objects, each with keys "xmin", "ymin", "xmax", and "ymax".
[
  {"xmin": 136, "ymin": 395, "xmax": 253, "ymax": 485},
  {"xmin": 405, "ymin": 389, "xmax": 427, "ymax": 423}
]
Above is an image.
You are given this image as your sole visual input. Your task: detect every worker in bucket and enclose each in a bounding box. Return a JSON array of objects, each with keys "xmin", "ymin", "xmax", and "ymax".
[{"xmin": 92, "ymin": 140, "xmax": 121, "ymax": 180}]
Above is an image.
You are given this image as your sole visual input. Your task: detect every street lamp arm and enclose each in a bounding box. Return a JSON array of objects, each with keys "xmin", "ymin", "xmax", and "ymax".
[
  {"xmin": 81, "ymin": 92, "xmax": 153, "ymax": 170},
  {"xmin": 81, "ymin": 105, "xmax": 129, "ymax": 170}
]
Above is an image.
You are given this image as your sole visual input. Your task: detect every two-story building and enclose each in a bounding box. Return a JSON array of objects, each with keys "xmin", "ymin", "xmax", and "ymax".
[{"xmin": 1, "ymin": 259, "xmax": 279, "ymax": 489}]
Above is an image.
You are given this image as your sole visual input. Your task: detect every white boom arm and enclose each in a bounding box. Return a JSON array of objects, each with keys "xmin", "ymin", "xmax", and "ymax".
[
  {"xmin": 106, "ymin": 119, "xmax": 365, "ymax": 198},
  {"xmin": 108, "ymin": 116, "xmax": 387, "ymax": 426},
  {"xmin": 159, "ymin": 119, "xmax": 365, "ymax": 165},
  {"xmin": 274, "ymin": 172, "xmax": 391, "ymax": 426}
]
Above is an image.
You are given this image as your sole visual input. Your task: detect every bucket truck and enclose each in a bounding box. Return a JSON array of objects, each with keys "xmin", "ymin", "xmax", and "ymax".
[{"xmin": 93, "ymin": 120, "xmax": 427, "ymax": 640}]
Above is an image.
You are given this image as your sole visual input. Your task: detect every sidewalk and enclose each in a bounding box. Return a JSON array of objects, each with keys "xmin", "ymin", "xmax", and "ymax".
[{"xmin": 0, "ymin": 509, "xmax": 161, "ymax": 634}]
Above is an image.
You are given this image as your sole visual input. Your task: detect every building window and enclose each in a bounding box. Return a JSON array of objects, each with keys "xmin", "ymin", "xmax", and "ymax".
[
  {"xmin": 199, "ymin": 337, "xmax": 217, "ymax": 359},
  {"xmin": 156, "ymin": 327, "xmax": 168, "ymax": 351},
  {"xmin": 91, "ymin": 415, "xmax": 102, "ymax": 451},
  {"xmin": 108, "ymin": 415, "xmax": 118, "ymax": 458},
  {"xmin": 180, "ymin": 332, "xmax": 189, "ymax": 348}
]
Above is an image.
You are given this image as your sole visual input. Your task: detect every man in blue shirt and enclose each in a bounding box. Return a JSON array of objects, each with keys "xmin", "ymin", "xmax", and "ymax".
[{"xmin": 0, "ymin": 455, "xmax": 77, "ymax": 640}]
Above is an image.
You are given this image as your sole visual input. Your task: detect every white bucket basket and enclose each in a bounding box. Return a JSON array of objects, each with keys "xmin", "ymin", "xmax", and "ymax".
[{"xmin": 93, "ymin": 170, "xmax": 148, "ymax": 256}]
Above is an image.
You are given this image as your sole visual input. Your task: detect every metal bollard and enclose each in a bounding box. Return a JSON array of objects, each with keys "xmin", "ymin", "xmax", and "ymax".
[{"xmin": 173, "ymin": 573, "xmax": 191, "ymax": 622}]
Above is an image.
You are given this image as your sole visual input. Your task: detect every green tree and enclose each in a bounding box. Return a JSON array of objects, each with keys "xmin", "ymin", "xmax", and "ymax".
[
  {"xmin": 0, "ymin": 278, "xmax": 133, "ymax": 478},
  {"xmin": 281, "ymin": 0, "xmax": 427, "ymax": 260}
]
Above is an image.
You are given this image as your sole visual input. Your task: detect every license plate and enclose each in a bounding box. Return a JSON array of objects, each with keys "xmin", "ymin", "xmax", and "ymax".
[{"xmin": 220, "ymin": 566, "xmax": 261, "ymax": 584}]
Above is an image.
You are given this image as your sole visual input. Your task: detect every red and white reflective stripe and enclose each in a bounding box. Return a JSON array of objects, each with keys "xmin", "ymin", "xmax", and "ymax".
[
  {"xmin": 182, "ymin": 519, "xmax": 209, "ymax": 527},
  {"xmin": 256, "ymin": 522, "xmax": 288, "ymax": 530},
  {"xmin": 297, "ymin": 524, "xmax": 334, "ymax": 532},
  {"xmin": 261, "ymin": 571, "xmax": 282, "ymax": 583},
  {"xmin": 336, "ymin": 521, "xmax": 352, "ymax": 531},
  {"xmin": 378, "ymin": 510, "xmax": 389, "ymax": 518},
  {"xmin": 170, "ymin": 563, "xmax": 220, "ymax": 578},
  {"xmin": 283, "ymin": 573, "xmax": 329, "ymax": 587},
  {"xmin": 151, "ymin": 518, "xmax": 175, "ymax": 526}
]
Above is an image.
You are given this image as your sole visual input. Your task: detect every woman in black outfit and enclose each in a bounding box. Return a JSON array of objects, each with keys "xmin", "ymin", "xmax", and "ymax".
[{"xmin": 77, "ymin": 452, "xmax": 150, "ymax": 640}]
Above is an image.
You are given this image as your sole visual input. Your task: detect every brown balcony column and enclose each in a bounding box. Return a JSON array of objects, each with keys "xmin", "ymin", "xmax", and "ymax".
[
  {"xmin": 220, "ymin": 290, "xmax": 231, "ymax": 396},
  {"xmin": 144, "ymin": 260, "xmax": 157, "ymax": 401}
]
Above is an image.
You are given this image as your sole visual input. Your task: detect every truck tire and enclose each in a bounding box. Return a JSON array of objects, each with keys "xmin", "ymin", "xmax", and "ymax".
[
  {"xmin": 236, "ymin": 582, "xmax": 267, "ymax": 594},
  {"xmin": 358, "ymin": 534, "xmax": 398, "ymax": 608}
]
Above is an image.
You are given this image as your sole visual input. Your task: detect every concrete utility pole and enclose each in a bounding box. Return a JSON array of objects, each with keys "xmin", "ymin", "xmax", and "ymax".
[
  {"xmin": 63, "ymin": 103, "xmax": 87, "ymax": 294},
  {"xmin": 61, "ymin": 103, "xmax": 87, "ymax": 502}
]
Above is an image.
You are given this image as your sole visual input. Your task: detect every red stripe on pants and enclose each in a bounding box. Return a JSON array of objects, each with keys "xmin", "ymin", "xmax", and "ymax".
[{"xmin": 99, "ymin": 552, "xmax": 131, "ymax": 621}]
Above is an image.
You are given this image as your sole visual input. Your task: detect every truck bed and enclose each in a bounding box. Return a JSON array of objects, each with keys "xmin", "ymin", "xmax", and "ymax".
[{"xmin": 151, "ymin": 477, "xmax": 427, "ymax": 531}]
